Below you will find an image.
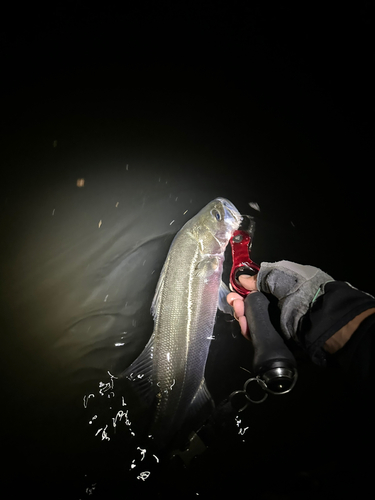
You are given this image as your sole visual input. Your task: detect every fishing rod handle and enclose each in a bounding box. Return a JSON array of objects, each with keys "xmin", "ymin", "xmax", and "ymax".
[{"xmin": 244, "ymin": 291, "xmax": 297, "ymax": 395}]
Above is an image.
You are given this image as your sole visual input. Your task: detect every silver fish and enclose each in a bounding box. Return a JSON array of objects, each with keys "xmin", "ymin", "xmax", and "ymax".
[{"xmin": 123, "ymin": 197, "xmax": 241, "ymax": 448}]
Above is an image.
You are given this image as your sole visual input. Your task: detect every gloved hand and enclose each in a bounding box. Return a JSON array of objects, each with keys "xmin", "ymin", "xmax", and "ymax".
[{"xmin": 227, "ymin": 260, "xmax": 334, "ymax": 342}]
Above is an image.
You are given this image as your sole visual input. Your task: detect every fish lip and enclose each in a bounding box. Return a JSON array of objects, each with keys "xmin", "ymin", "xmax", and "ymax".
[{"xmin": 216, "ymin": 197, "xmax": 242, "ymax": 227}]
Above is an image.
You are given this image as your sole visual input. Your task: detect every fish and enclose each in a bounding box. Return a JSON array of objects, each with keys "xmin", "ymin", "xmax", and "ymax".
[{"xmin": 122, "ymin": 197, "xmax": 242, "ymax": 448}]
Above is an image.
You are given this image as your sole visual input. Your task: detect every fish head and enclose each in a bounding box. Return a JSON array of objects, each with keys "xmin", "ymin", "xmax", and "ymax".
[{"xmin": 190, "ymin": 198, "xmax": 242, "ymax": 253}]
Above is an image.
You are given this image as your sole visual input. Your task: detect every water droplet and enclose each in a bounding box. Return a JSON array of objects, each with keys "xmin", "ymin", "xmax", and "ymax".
[{"xmin": 248, "ymin": 201, "xmax": 261, "ymax": 212}]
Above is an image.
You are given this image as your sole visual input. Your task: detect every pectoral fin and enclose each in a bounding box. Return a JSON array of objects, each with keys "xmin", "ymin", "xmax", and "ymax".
[
  {"xmin": 218, "ymin": 280, "xmax": 233, "ymax": 315},
  {"xmin": 194, "ymin": 257, "xmax": 219, "ymax": 278}
]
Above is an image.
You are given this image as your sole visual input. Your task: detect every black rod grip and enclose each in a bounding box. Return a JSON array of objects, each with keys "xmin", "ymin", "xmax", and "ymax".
[{"xmin": 244, "ymin": 292, "xmax": 296, "ymax": 375}]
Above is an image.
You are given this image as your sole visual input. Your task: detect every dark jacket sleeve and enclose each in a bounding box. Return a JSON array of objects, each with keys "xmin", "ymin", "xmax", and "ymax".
[{"xmin": 297, "ymin": 281, "xmax": 375, "ymax": 367}]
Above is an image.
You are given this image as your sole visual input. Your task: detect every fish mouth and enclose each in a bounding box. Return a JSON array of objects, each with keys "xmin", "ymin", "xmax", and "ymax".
[{"xmin": 216, "ymin": 197, "xmax": 242, "ymax": 228}]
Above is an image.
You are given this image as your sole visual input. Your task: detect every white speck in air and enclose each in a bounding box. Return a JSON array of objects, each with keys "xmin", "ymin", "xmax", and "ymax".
[
  {"xmin": 170, "ymin": 379, "xmax": 176, "ymax": 390},
  {"xmin": 126, "ymin": 164, "xmax": 129, "ymax": 170},
  {"xmin": 249, "ymin": 201, "xmax": 261, "ymax": 212},
  {"xmin": 107, "ymin": 370, "xmax": 118, "ymax": 380},
  {"xmin": 170, "ymin": 220, "xmax": 175, "ymax": 225},
  {"xmin": 83, "ymin": 394, "xmax": 95, "ymax": 408},
  {"xmin": 290, "ymin": 221, "xmax": 295, "ymax": 227},
  {"xmin": 151, "ymin": 269, "xmax": 155, "ymax": 274},
  {"xmin": 116, "ymin": 201, "xmax": 119, "ymax": 207},
  {"xmin": 52, "ymin": 208, "xmax": 55, "ymax": 215},
  {"xmin": 95, "ymin": 425, "xmax": 110, "ymax": 441},
  {"xmin": 85, "ymin": 483, "xmax": 96, "ymax": 495},
  {"xmin": 112, "ymin": 410, "xmax": 126, "ymax": 428},
  {"xmin": 183, "ymin": 210, "xmax": 188, "ymax": 215},
  {"xmin": 88, "ymin": 415, "xmax": 97, "ymax": 424},
  {"xmin": 98, "ymin": 220, "xmax": 102, "ymax": 228},
  {"xmin": 124, "ymin": 410, "xmax": 132, "ymax": 427},
  {"xmin": 104, "ymin": 294, "xmax": 109, "ymax": 302},
  {"xmin": 175, "ymin": 197, "xmax": 178, "ymax": 201},
  {"xmin": 207, "ymin": 335, "xmax": 215, "ymax": 340},
  {"xmin": 102, "ymin": 425, "xmax": 110, "ymax": 440},
  {"xmin": 143, "ymin": 260, "xmax": 146, "ymax": 266},
  {"xmin": 137, "ymin": 471, "xmax": 151, "ymax": 481},
  {"xmin": 153, "ymin": 454, "xmax": 159, "ymax": 463},
  {"xmin": 115, "ymin": 342, "xmax": 125, "ymax": 347},
  {"xmin": 98, "ymin": 371, "xmax": 118, "ymax": 396},
  {"xmin": 137, "ymin": 447, "xmax": 147, "ymax": 461},
  {"xmin": 235, "ymin": 415, "xmax": 249, "ymax": 436}
]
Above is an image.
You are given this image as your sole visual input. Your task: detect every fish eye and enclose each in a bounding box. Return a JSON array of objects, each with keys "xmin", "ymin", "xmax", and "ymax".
[{"xmin": 211, "ymin": 209, "xmax": 221, "ymax": 221}]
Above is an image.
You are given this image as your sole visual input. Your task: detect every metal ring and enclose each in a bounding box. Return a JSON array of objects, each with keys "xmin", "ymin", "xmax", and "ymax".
[
  {"xmin": 228, "ymin": 390, "xmax": 251, "ymax": 412},
  {"xmin": 229, "ymin": 377, "xmax": 268, "ymax": 411},
  {"xmin": 229, "ymin": 368, "xmax": 297, "ymax": 412},
  {"xmin": 243, "ymin": 377, "xmax": 268, "ymax": 404}
]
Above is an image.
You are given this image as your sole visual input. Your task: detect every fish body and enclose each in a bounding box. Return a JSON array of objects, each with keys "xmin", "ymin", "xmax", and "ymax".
[{"xmin": 123, "ymin": 197, "xmax": 241, "ymax": 448}]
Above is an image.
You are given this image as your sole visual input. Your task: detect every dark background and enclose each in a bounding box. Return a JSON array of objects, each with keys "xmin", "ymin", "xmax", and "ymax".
[{"xmin": 1, "ymin": 2, "xmax": 373, "ymax": 499}]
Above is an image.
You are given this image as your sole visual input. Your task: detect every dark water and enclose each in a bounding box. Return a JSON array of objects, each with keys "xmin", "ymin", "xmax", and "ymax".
[{"xmin": 1, "ymin": 5, "xmax": 373, "ymax": 499}]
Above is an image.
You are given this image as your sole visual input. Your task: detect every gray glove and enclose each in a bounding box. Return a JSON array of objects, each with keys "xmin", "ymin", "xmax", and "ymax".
[{"xmin": 257, "ymin": 260, "xmax": 334, "ymax": 341}]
